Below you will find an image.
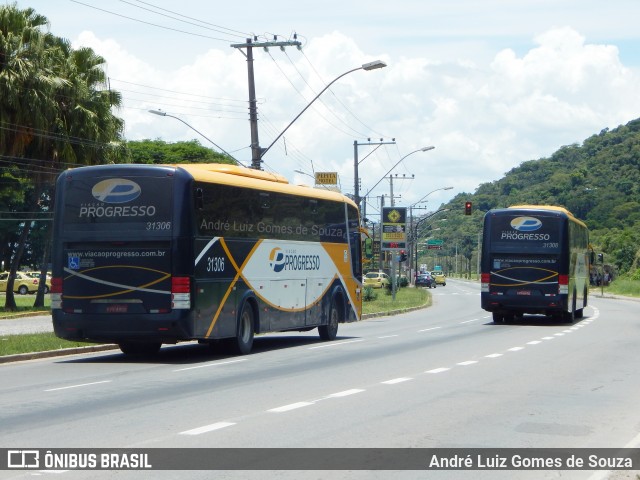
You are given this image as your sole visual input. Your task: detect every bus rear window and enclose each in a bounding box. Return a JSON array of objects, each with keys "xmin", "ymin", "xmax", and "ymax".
[
  {"xmin": 62, "ymin": 176, "xmax": 173, "ymax": 232},
  {"xmin": 489, "ymin": 214, "xmax": 562, "ymax": 254}
]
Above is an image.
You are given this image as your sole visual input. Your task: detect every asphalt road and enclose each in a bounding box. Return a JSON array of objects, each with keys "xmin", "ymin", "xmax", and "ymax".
[{"xmin": 1, "ymin": 281, "xmax": 639, "ymax": 480}]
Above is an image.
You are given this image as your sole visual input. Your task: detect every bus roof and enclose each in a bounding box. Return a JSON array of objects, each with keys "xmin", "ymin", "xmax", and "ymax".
[
  {"xmin": 174, "ymin": 163, "xmax": 357, "ymax": 207},
  {"xmin": 506, "ymin": 205, "xmax": 587, "ymax": 228}
]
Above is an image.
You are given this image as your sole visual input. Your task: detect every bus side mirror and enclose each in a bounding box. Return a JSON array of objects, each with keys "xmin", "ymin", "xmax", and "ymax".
[
  {"xmin": 364, "ymin": 238, "xmax": 373, "ymax": 258},
  {"xmin": 195, "ymin": 188, "xmax": 204, "ymax": 210}
]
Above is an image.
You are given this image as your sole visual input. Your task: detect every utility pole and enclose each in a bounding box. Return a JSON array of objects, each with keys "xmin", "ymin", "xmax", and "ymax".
[
  {"xmin": 389, "ymin": 173, "xmax": 414, "ymax": 206},
  {"xmin": 354, "ymin": 139, "xmax": 396, "ymax": 209},
  {"xmin": 231, "ymin": 37, "xmax": 302, "ymax": 170}
]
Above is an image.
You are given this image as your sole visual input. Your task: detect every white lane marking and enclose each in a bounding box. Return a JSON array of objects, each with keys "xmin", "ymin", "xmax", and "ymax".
[
  {"xmin": 378, "ymin": 335, "xmax": 399, "ymax": 339},
  {"xmin": 426, "ymin": 367, "xmax": 450, "ymax": 374},
  {"xmin": 173, "ymin": 358, "xmax": 247, "ymax": 372},
  {"xmin": 457, "ymin": 361, "xmax": 478, "ymax": 366},
  {"xmin": 542, "ymin": 336, "xmax": 555, "ymax": 340},
  {"xmin": 309, "ymin": 339, "xmax": 364, "ymax": 349},
  {"xmin": 562, "ymin": 329, "xmax": 573, "ymax": 333},
  {"xmin": 45, "ymin": 380, "xmax": 111, "ymax": 392},
  {"xmin": 527, "ymin": 340, "xmax": 542, "ymax": 345},
  {"xmin": 326, "ymin": 389, "xmax": 365, "ymax": 398},
  {"xmin": 382, "ymin": 377, "xmax": 413, "ymax": 385},
  {"xmin": 179, "ymin": 422, "xmax": 235, "ymax": 436},
  {"xmin": 485, "ymin": 353, "xmax": 503, "ymax": 358},
  {"xmin": 508, "ymin": 347, "xmax": 524, "ymax": 352},
  {"xmin": 268, "ymin": 402, "xmax": 314, "ymax": 413},
  {"xmin": 460, "ymin": 318, "xmax": 479, "ymax": 324},
  {"xmin": 554, "ymin": 333, "xmax": 565, "ymax": 336},
  {"xmin": 418, "ymin": 327, "xmax": 441, "ymax": 333}
]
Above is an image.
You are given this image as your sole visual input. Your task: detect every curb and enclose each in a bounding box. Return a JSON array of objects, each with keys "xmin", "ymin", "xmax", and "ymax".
[
  {"xmin": 1, "ymin": 304, "xmax": 432, "ymax": 364},
  {"xmin": 0, "ymin": 344, "xmax": 119, "ymax": 364}
]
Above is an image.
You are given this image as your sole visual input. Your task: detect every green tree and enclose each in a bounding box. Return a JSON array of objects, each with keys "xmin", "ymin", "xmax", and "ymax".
[
  {"xmin": 0, "ymin": 4, "xmax": 124, "ymax": 309},
  {"xmin": 126, "ymin": 139, "xmax": 234, "ymax": 164}
]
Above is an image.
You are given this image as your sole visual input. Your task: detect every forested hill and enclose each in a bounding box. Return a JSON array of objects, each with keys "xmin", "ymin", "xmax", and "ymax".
[
  {"xmin": 471, "ymin": 118, "xmax": 640, "ymax": 229},
  {"xmin": 443, "ymin": 118, "xmax": 640, "ymax": 274}
]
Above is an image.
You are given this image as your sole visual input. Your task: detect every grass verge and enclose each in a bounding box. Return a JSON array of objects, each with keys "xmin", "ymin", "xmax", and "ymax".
[
  {"xmin": 0, "ymin": 332, "xmax": 96, "ymax": 357},
  {"xmin": 0, "ymin": 294, "xmax": 51, "ymax": 318},
  {"xmin": 604, "ymin": 277, "xmax": 640, "ymax": 298},
  {"xmin": 0, "ymin": 287, "xmax": 431, "ymax": 358},
  {"xmin": 363, "ymin": 286, "xmax": 431, "ymax": 315}
]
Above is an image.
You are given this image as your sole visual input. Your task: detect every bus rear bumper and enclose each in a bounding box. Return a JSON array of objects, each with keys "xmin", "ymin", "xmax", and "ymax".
[
  {"xmin": 52, "ymin": 310, "xmax": 194, "ymax": 344},
  {"xmin": 481, "ymin": 295, "xmax": 568, "ymax": 316}
]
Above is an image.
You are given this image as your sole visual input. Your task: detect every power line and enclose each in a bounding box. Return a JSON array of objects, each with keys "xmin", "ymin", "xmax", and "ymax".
[
  {"xmin": 109, "ymin": 78, "xmax": 251, "ymax": 103},
  {"xmin": 70, "ymin": 1, "xmax": 242, "ymax": 43},
  {"xmin": 299, "ymin": 50, "xmax": 390, "ymax": 139},
  {"xmin": 120, "ymin": 0, "xmax": 249, "ymax": 38}
]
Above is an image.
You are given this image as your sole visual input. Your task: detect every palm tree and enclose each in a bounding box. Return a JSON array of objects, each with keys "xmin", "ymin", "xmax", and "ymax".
[{"xmin": 0, "ymin": 4, "xmax": 124, "ymax": 309}]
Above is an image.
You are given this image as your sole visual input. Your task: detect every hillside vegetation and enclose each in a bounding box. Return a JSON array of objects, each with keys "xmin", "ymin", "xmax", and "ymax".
[{"xmin": 426, "ymin": 118, "xmax": 640, "ymax": 278}]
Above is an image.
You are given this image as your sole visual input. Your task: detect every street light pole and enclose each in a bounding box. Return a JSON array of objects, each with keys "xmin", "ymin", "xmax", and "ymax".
[
  {"xmin": 258, "ymin": 60, "xmax": 387, "ymax": 167},
  {"xmin": 408, "ymin": 185, "xmax": 452, "ymax": 281},
  {"xmin": 413, "ymin": 208, "xmax": 449, "ymax": 284},
  {"xmin": 148, "ymin": 110, "xmax": 242, "ymax": 166},
  {"xmin": 354, "ymin": 139, "xmax": 396, "ymax": 210}
]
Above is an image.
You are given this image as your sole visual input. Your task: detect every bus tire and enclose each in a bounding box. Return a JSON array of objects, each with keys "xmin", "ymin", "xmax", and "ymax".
[
  {"xmin": 229, "ymin": 301, "xmax": 255, "ymax": 355},
  {"xmin": 492, "ymin": 312, "xmax": 503, "ymax": 324},
  {"xmin": 319, "ymin": 301, "xmax": 340, "ymax": 341},
  {"xmin": 119, "ymin": 342, "xmax": 161, "ymax": 355}
]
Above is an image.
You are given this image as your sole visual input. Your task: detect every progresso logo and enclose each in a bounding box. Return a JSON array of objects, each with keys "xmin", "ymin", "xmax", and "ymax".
[
  {"xmin": 510, "ymin": 216, "xmax": 542, "ymax": 232},
  {"xmin": 268, "ymin": 247, "xmax": 321, "ymax": 273},
  {"xmin": 92, "ymin": 179, "xmax": 141, "ymax": 204},
  {"xmin": 269, "ymin": 247, "xmax": 286, "ymax": 273}
]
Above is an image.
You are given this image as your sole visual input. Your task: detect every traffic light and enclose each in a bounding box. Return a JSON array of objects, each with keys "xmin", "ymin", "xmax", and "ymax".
[
  {"xmin": 464, "ymin": 201, "xmax": 472, "ymax": 215},
  {"xmin": 400, "ymin": 250, "xmax": 407, "ymax": 262}
]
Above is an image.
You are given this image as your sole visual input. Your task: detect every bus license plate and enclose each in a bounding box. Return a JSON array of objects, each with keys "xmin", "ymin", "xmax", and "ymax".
[
  {"xmin": 106, "ymin": 304, "xmax": 128, "ymax": 313},
  {"xmin": 516, "ymin": 290, "xmax": 531, "ymax": 296}
]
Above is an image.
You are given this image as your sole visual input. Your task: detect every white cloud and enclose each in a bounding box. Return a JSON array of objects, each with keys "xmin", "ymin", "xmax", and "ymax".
[{"xmin": 70, "ymin": 24, "xmax": 640, "ymax": 210}]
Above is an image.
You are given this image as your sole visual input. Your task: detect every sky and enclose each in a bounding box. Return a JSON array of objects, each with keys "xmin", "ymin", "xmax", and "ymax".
[{"xmin": 13, "ymin": 0, "xmax": 640, "ymax": 214}]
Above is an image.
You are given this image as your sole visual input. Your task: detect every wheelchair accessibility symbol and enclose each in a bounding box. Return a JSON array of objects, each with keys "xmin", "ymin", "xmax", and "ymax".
[{"xmin": 68, "ymin": 256, "xmax": 80, "ymax": 270}]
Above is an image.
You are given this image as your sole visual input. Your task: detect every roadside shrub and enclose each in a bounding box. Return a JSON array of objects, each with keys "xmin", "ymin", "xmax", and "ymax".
[{"xmin": 363, "ymin": 286, "xmax": 377, "ymax": 301}]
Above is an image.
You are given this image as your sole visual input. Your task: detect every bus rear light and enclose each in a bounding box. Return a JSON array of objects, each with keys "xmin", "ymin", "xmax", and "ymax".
[
  {"xmin": 558, "ymin": 274, "xmax": 569, "ymax": 294},
  {"xmin": 172, "ymin": 276, "xmax": 190, "ymax": 293},
  {"xmin": 51, "ymin": 277, "xmax": 63, "ymax": 294},
  {"xmin": 481, "ymin": 273, "xmax": 490, "ymax": 292},
  {"xmin": 51, "ymin": 277, "xmax": 63, "ymax": 309},
  {"xmin": 171, "ymin": 276, "xmax": 191, "ymax": 309}
]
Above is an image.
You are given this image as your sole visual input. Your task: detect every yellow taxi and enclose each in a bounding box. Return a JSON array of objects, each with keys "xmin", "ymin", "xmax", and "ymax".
[
  {"xmin": 433, "ymin": 271, "xmax": 447, "ymax": 286},
  {"xmin": 363, "ymin": 271, "xmax": 391, "ymax": 289},
  {"xmin": 0, "ymin": 272, "xmax": 40, "ymax": 295},
  {"xmin": 26, "ymin": 271, "xmax": 52, "ymax": 294}
]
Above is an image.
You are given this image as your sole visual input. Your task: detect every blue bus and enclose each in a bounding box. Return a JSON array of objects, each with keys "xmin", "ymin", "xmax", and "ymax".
[
  {"xmin": 51, "ymin": 164, "xmax": 363, "ymax": 355},
  {"xmin": 480, "ymin": 205, "xmax": 590, "ymax": 323}
]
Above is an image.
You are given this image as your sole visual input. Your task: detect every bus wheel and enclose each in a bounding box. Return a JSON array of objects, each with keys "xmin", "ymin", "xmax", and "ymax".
[
  {"xmin": 492, "ymin": 312, "xmax": 503, "ymax": 324},
  {"xmin": 319, "ymin": 302, "xmax": 340, "ymax": 341},
  {"xmin": 229, "ymin": 302, "xmax": 254, "ymax": 355},
  {"xmin": 119, "ymin": 342, "xmax": 161, "ymax": 355}
]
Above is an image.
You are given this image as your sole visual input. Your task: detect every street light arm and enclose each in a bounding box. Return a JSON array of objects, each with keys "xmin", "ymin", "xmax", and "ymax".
[
  {"xmin": 148, "ymin": 110, "xmax": 243, "ymax": 166},
  {"xmin": 260, "ymin": 60, "xmax": 386, "ymax": 159},
  {"xmin": 363, "ymin": 146, "xmax": 434, "ymax": 198},
  {"xmin": 414, "ymin": 208, "xmax": 449, "ymax": 239},
  {"xmin": 410, "ymin": 186, "xmax": 453, "ymax": 208}
]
